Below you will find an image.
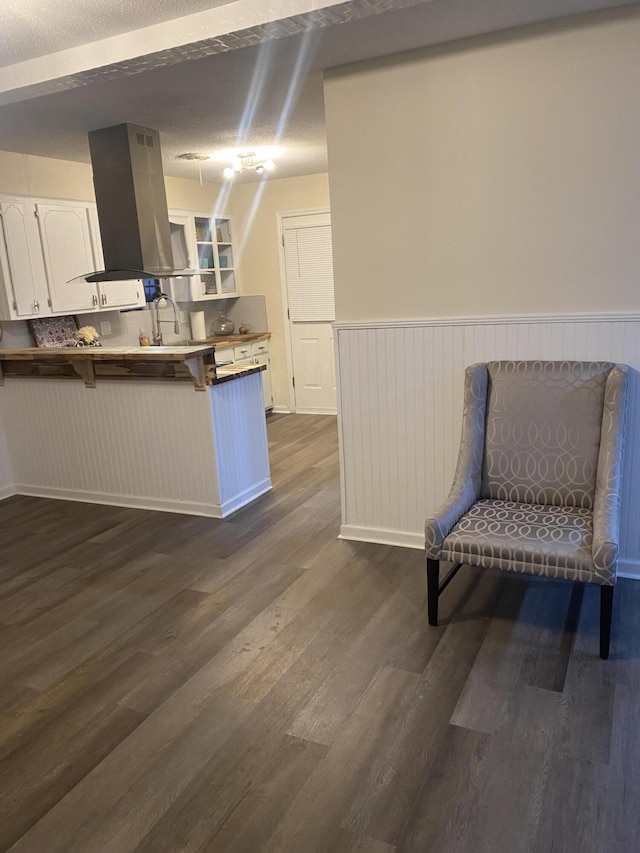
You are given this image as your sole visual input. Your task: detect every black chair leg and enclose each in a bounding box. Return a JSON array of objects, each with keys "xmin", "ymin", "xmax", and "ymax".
[
  {"xmin": 600, "ymin": 585, "xmax": 614, "ymax": 660},
  {"xmin": 427, "ymin": 558, "xmax": 440, "ymax": 626}
]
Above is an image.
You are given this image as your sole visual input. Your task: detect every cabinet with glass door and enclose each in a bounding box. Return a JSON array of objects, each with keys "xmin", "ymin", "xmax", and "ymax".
[{"xmin": 169, "ymin": 213, "xmax": 238, "ymax": 302}]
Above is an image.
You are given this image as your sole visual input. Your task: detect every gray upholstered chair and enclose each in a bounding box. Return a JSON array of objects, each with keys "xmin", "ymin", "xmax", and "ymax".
[{"xmin": 425, "ymin": 360, "xmax": 629, "ymax": 659}]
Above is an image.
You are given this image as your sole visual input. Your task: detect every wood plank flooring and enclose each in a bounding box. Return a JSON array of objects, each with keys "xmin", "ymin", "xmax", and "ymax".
[{"xmin": 1, "ymin": 412, "xmax": 639, "ymax": 852}]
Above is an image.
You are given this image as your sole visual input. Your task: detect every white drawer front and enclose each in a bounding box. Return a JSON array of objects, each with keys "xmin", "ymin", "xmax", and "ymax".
[{"xmin": 233, "ymin": 343, "xmax": 252, "ymax": 361}]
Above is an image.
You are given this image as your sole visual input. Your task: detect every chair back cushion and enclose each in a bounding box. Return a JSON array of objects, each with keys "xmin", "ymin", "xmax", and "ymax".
[{"xmin": 482, "ymin": 360, "xmax": 614, "ymax": 509}]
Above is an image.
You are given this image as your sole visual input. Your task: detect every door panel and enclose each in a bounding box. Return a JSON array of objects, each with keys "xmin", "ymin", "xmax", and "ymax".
[
  {"xmin": 0, "ymin": 200, "xmax": 49, "ymax": 317},
  {"xmin": 37, "ymin": 204, "xmax": 97, "ymax": 312},
  {"xmin": 290, "ymin": 323, "xmax": 336, "ymax": 413},
  {"xmin": 282, "ymin": 211, "xmax": 336, "ymax": 414},
  {"xmin": 99, "ymin": 279, "xmax": 143, "ymax": 308}
]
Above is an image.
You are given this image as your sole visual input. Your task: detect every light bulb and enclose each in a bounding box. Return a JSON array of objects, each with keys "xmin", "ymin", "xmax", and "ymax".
[
  {"xmin": 232, "ymin": 157, "xmax": 242, "ymax": 172},
  {"xmin": 264, "ymin": 160, "xmax": 276, "ymax": 171},
  {"xmin": 223, "ymin": 167, "xmax": 235, "ymax": 179},
  {"xmin": 255, "ymin": 164, "xmax": 264, "ymax": 174}
]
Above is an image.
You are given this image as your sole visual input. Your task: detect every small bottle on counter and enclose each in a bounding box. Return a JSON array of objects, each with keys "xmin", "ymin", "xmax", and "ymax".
[
  {"xmin": 139, "ymin": 329, "xmax": 150, "ymax": 346},
  {"xmin": 239, "ymin": 322, "xmax": 249, "ymax": 335}
]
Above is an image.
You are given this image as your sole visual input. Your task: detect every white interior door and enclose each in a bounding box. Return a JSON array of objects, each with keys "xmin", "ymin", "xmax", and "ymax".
[{"xmin": 282, "ymin": 211, "xmax": 336, "ymax": 414}]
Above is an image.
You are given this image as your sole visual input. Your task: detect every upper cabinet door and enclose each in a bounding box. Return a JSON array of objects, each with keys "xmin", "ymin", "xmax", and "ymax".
[
  {"xmin": 36, "ymin": 203, "xmax": 98, "ymax": 313},
  {"xmin": 98, "ymin": 278, "xmax": 144, "ymax": 308},
  {"xmin": 168, "ymin": 214, "xmax": 197, "ymax": 274},
  {"xmin": 166, "ymin": 211, "xmax": 239, "ymax": 302},
  {"xmin": 0, "ymin": 198, "xmax": 50, "ymax": 318},
  {"xmin": 87, "ymin": 207, "xmax": 144, "ymax": 309}
]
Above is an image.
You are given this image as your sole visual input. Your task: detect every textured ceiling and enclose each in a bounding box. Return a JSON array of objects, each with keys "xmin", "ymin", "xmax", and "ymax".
[
  {"xmin": 0, "ymin": 1, "xmax": 238, "ymax": 67},
  {"xmin": 0, "ymin": 0, "xmax": 638, "ymax": 183}
]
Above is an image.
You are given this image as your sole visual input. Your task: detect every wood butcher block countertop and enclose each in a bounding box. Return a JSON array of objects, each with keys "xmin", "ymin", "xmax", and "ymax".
[
  {"xmin": 0, "ymin": 345, "xmax": 264, "ymax": 391},
  {"xmin": 188, "ymin": 332, "xmax": 271, "ymax": 347},
  {"xmin": 0, "ymin": 345, "xmax": 217, "ymax": 359}
]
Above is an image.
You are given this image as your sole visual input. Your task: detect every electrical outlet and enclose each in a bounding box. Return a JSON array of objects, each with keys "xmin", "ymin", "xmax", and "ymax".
[
  {"xmin": 100, "ymin": 320, "xmax": 112, "ymax": 336},
  {"xmin": 179, "ymin": 311, "xmax": 189, "ymax": 324}
]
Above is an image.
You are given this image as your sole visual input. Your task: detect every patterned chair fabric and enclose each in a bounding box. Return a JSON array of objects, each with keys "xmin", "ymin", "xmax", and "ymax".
[{"xmin": 425, "ymin": 361, "xmax": 629, "ymax": 586}]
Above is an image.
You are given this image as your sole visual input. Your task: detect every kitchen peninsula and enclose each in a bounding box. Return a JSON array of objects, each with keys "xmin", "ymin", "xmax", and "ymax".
[{"xmin": 0, "ymin": 345, "xmax": 271, "ymax": 518}]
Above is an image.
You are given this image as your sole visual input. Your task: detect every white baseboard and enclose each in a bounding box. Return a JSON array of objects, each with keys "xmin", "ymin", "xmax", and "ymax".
[
  {"xmin": 269, "ymin": 406, "xmax": 336, "ymax": 415},
  {"xmin": 0, "ymin": 484, "xmax": 16, "ymax": 501},
  {"xmin": 15, "ymin": 484, "xmax": 226, "ymax": 518},
  {"xmin": 339, "ymin": 524, "xmax": 424, "ymax": 550},
  {"xmin": 219, "ymin": 478, "xmax": 272, "ymax": 517},
  {"xmin": 340, "ymin": 523, "xmax": 640, "ymax": 581},
  {"xmin": 14, "ymin": 479, "xmax": 273, "ymax": 519},
  {"xmin": 618, "ymin": 558, "xmax": 640, "ymax": 580}
]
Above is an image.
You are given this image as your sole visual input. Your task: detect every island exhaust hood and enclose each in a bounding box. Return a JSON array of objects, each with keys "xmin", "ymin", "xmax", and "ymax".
[{"xmin": 85, "ymin": 123, "xmax": 177, "ymax": 282}]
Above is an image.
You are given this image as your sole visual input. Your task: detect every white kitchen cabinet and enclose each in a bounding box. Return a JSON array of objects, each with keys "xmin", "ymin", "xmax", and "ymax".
[
  {"xmin": 0, "ymin": 197, "xmax": 51, "ymax": 319},
  {"xmin": 215, "ymin": 345, "xmax": 234, "ymax": 365},
  {"xmin": 252, "ymin": 339, "xmax": 273, "ymax": 410},
  {"xmin": 94, "ymin": 277, "xmax": 142, "ymax": 309},
  {"xmin": 218, "ymin": 338, "xmax": 272, "ymax": 410},
  {"xmin": 0, "ymin": 196, "xmax": 143, "ymax": 320},
  {"xmin": 87, "ymin": 208, "xmax": 144, "ymax": 309},
  {"xmin": 167, "ymin": 212, "xmax": 238, "ymax": 303},
  {"xmin": 36, "ymin": 202, "xmax": 98, "ymax": 313},
  {"xmin": 167, "ymin": 213, "xmax": 197, "ymax": 274},
  {"xmin": 233, "ymin": 341, "xmax": 252, "ymax": 361}
]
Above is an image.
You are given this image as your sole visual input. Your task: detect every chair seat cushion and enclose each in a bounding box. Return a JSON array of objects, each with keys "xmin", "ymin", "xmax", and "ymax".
[{"xmin": 440, "ymin": 499, "xmax": 597, "ymax": 583}]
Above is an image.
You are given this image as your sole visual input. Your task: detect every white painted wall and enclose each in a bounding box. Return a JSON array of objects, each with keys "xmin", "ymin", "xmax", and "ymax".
[
  {"xmin": 324, "ymin": 7, "xmax": 640, "ymax": 322},
  {"xmin": 0, "ymin": 149, "xmax": 222, "ymax": 210},
  {"xmin": 325, "ymin": 7, "xmax": 640, "ymax": 573}
]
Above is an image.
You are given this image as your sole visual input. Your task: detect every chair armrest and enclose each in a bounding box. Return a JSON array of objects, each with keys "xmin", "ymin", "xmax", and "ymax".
[
  {"xmin": 592, "ymin": 364, "xmax": 629, "ymax": 583},
  {"xmin": 425, "ymin": 364, "xmax": 488, "ymax": 558}
]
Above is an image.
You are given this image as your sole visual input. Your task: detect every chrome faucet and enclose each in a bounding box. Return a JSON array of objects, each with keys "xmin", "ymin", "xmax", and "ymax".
[{"xmin": 152, "ymin": 292, "xmax": 180, "ymax": 345}]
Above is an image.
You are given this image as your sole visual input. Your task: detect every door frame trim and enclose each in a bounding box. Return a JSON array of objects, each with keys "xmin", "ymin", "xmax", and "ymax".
[{"xmin": 276, "ymin": 207, "xmax": 331, "ymax": 414}]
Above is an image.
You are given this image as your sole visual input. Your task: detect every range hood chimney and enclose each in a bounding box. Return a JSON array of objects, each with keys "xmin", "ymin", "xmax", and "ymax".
[{"xmin": 86, "ymin": 123, "xmax": 175, "ymax": 282}]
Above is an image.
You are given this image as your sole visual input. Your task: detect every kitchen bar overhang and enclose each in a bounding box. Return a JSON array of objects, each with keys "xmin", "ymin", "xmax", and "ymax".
[{"xmin": 0, "ymin": 345, "xmax": 265, "ymax": 391}]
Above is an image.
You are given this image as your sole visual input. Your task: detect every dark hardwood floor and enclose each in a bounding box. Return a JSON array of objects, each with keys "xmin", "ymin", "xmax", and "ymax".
[{"xmin": 1, "ymin": 412, "xmax": 639, "ymax": 852}]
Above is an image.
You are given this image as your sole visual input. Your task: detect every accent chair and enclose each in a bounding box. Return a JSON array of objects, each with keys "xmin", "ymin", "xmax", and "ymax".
[{"xmin": 425, "ymin": 360, "xmax": 629, "ymax": 659}]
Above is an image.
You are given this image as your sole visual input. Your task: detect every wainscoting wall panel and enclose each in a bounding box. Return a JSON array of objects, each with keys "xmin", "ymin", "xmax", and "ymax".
[
  {"xmin": 208, "ymin": 372, "xmax": 272, "ymax": 515},
  {"xmin": 335, "ymin": 314, "xmax": 640, "ymax": 577},
  {"xmin": 1, "ymin": 379, "xmax": 223, "ymax": 516},
  {"xmin": 0, "ymin": 406, "xmax": 15, "ymax": 499}
]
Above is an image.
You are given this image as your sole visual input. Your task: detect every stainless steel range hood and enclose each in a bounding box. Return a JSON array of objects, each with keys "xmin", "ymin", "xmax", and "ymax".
[{"xmin": 86, "ymin": 123, "xmax": 176, "ymax": 282}]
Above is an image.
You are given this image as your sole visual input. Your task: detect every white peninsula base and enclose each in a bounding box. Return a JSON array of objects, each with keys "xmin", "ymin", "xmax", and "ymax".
[{"xmin": 0, "ymin": 371, "xmax": 271, "ymax": 518}]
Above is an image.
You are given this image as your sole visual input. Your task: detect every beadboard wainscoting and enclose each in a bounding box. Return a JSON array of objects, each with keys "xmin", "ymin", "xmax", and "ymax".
[
  {"xmin": 0, "ymin": 416, "xmax": 14, "ymax": 500},
  {"xmin": 0, "ymin": 374, "xmax": 270, "ymax": 518},
  {"xmin": 335, "ymin": 314, "xmax": 640, "ymax": 579}
]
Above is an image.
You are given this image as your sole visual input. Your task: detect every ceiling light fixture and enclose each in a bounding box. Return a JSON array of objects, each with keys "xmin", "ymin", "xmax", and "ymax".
[
  {"xmin": 222, "ymin": 151, "xmax": 276, "ymax": 179},
  {"xmin": 211, "ymin": 146, "xmax": 283, "ymax": 180}
]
